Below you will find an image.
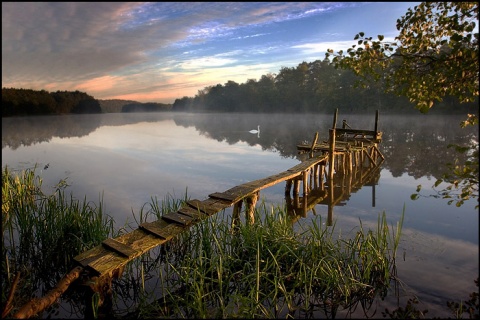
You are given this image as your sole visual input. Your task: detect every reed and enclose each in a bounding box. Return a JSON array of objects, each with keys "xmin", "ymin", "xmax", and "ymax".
[
  {"xmin": 1, "ymin": 166, "xmax": 116, "ymax": 314},
  {"xmin": 2, "ymin": 167, "xmax": 404, "ymax": 318},
  {"xmin": 121, "ymin": 198, "xmax": 404, "ymax": 319}
]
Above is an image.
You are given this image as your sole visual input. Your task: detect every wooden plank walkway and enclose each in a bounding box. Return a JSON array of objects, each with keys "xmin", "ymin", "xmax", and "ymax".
[
  {"xmin": 74, "ymin": 153, "xmax": 329, "ymax": 277},
  {"xmin": 74, "ymin": 110, "xmax": 385, "ymax": 279},
  {"xmin": 12, "ymin": 109, "xmax": 387, "ymax": 319}
]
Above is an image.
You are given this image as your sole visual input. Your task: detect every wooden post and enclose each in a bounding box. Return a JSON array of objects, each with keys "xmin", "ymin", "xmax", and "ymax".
[
  {"xmin": 293, "ymin": 179, "xmax": 300, "ymax": 196},
  {"xmin": 301, "ymin": 195, "xmax": 308, "ymax": 217},
  {"xmin": 332, "ymin": 108, "xmax": 338, "ymax": 129},
  {"xmin": 285, "ymin": 180, "xmax": 292, "ymax": 196},
  {"xmin": 246, "ymin": 192, "xmax": 258, "ymax": 224},
  {"xmin": 309, "ymin": 132, "xmax": 319, "ymax": 158},
  {"xmin": 328, "ymin": 128, "xmax": 336, "ymax": 181},
  {"xmin": 327, "ymin": 177, "xmax": 334, "ymax": 226},
  {"xmin": 303, "ymin": 170, "xmax": 309, "ymax": 196},
  {"xmin": 360, "ymin": 142, "xmax": 364, "ymax": 167},
  {"xmin": 374, "ymin": 110, "xmax": 379, "ymax": 136},
  {"xmin": 231, "ymin": 200, "xmax": 243, "ymax": 228},
  {"xmin": 372, "ymin": 184, "xmax": 376, "ymax": 207},
  {"xmin": 319, "ymin": 164, "xmax": 325, "ymax": 190}
]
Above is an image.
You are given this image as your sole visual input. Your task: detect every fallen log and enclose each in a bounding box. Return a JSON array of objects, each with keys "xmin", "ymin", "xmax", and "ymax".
[{"xmin": 12, "ymin": 266, "xmax": 84, "ymax": 319}]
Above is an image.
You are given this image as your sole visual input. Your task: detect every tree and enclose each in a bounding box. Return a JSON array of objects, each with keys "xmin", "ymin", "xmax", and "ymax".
[
  {"xmin": 326, "ymin": 2, "xmax": 478, "ymax": 115},
  {"xmin": 327, "ymin": 2, "xmax": 478, "ymax": 208}
]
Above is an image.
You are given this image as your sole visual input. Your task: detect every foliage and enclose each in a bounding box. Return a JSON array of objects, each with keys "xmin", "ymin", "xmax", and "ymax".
[
  {"xmin": 2, "ymin": 88, "xmax": 175, "ymax": 116},
  {"xmin": 1, "ymin": 165, "xmax": 116, "ymax": 317},
  {"xmin": 326, "ymin": 2, "xmax": 479, "ymax": 209},
  {"xmin": 446, "ymin": 278, "xmax": 479, "ymax": 319},
  {"xmin": 116, "ymin": 204, "xmax": 404, "ymax": 319},
  {"xmin": 172, "ymin": 58, "xmax": 477, "ymax": 114},
  {"xmin": 326, "ymin": 2, "xmax": 479, "ymax": 114},
  {"xmin": 382, "ymin": 278, "xmax": 479, "ymax": 319},
  {"xmin": 382, "ymin": 297, "xmax": 429, "ymax": 319},
  {"xmin": 2, "ymin": 88, "xmax": 102, "ymax": 116}
]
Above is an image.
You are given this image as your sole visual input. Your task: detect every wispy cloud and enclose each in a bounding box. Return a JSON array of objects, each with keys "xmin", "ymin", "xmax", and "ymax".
[{"xmin": 2, "ymin": 2, "xmax": 417, "ymax": 102}]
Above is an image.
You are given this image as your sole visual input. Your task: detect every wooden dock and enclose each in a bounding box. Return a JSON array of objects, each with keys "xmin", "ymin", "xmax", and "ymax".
[
  {"xmin": 12, "ymin": 110, "xmax": 385, "ymax": 319},
  {"xmin": 73, "ymin": 109, "xmax": 384, "ymax": 278},
  {"xmin": 73, "ymin": 153, "xmax": 329, "ymax": 277}
]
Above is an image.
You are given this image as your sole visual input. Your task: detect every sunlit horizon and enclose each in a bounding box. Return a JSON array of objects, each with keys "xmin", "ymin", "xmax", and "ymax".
[{"xmin": 2, "ymin": 2, "xmax": 418, "ymax": 103}]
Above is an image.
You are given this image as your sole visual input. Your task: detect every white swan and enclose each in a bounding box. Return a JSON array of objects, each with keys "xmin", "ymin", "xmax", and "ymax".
[{"xmin": 249, "ymin": 125, "xmax": 260, "ymax": 134}]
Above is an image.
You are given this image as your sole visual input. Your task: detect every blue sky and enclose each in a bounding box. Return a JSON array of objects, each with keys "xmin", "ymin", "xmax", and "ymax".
[{"xmin": 2, "ymin": 2, "xmax": 419, "ymax": 103}]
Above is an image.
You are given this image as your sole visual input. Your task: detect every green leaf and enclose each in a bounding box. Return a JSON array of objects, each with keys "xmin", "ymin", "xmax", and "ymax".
[
  {"xmin": 378, "ymin": 35, "xmax": 384, "ymax": 41},
  {"xmin": 416, "ymin": 185, "xmax": 422, "ymax": 192},
  {"xmin": 410, "ymin": 194, "xmax": 419, "ymax": 200}
]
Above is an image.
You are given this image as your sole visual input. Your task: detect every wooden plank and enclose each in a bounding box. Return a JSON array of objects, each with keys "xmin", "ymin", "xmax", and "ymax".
[
  {"xmin": 177, "ymin": 206, "xmax": 207, "ymax": 220},
  {"xmin": 335, "ymin": 128, "xmax": 378, "ymax": 136},
  {"xmin": 87, "ymin": 253, "xmax": 128, "ymax": 276},
  {"xmin": 197, "ymin": 198, "xmax": 232, "ymax": 212},
  {"xmin": 186, "ymin": 199, "xmax": 218, "ymax": 215},
  {"xmin": 75, "ymin": 228, "xmax": 171, "ymax": 275},
  {"xmin": 139, "ymin": 221, "xmax": 185, "ymax": 240},
  {"xmin": 209, "ymin": 192, "xmax": 239, "ymax": 203},
  {"xmin": 74, "ymin": 246, "xmax": 107, "ymax": 274},
  {"xmin": 102, "ymin": 238, "xmax": 139, "ymax": 258},
  {"xmin": 162, "ymin": 211, "xmax": 195, "ymax": 226}
]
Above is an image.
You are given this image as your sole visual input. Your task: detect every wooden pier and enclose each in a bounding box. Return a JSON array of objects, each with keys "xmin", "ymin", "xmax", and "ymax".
[{"xmin": 12, "ymin": 110, "xmax": 385, "ymax": 319}]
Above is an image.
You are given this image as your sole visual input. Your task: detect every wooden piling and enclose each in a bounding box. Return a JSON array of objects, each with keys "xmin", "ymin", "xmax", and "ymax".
[
  {"xmin": 328, "ymin": 128, "xmax": 336, "ymax": 181},
  {"xmin": 332, "ymin": 108, "xmax": 338, "ymax": 129},
  {"xmin": 246, "ymin": 192, "xmax": 259, "ymax": 224}
]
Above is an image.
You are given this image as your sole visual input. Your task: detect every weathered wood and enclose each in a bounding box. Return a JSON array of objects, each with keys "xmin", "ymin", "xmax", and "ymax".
[
  {"xmin": 177, "ymin": 205, "xmax": 207, "ymax": 221},
  {"xmin": 102, "ymin": 238, "xmax": 139, "ymax": 259},
  {"xmin": 328, "ymin": 128, "xmax": 336, "ymax": 180},
  {"xmin": 162, "ymin": 211, "xmax": 195, "ymax": 226},
  {"xmin": 332, "ymin": 108, "xmax": 338, "ymax": 129},
  {"xmin": 186, "ymin": 199, "xmax": 218, "ymax": 215},
  {"xmin": 373, "ymin": 145, "xmax": 385, "ymax": 160},
  {"xmin": 139, "ymin": 221, "xmax": 185, "ymax": 240},
  {"xmin": 13, "ymin": 266, "xmax": 84, "ymax": 319},
  {"xmin": 302, "ymin": 170, "xmax": 309, "ymax": 196},
  {"xmin": 246, "ymin": 192, "xmax": 259, "ymax": 224},
  {"xmin": 309, "ymin": 132, "xmax": 319, "ymax": 158}
]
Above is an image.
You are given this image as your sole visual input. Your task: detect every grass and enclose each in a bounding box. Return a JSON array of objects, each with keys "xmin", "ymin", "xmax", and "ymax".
[
  {"xmin": 1, "ymin": 165, "xmax": 117, "ymax": 316},
  {"xmin": 115, "ymin": 200, "xmax": 404, "ymax": 319},
  {"xmin": 2, "ymin": 166, "xmax": 409, "ymax": 319}
]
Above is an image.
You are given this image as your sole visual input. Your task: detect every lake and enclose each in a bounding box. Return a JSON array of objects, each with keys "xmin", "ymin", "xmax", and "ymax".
[{"xmin": 2, "ymin": 111, "xmax": 478, "ymax": 318}]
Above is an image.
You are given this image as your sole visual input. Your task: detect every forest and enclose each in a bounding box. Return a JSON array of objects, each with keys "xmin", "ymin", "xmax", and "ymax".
[
  {"xmin": 2, "ymin": 58, "xmax": 477, "ymax": 117},
  {"xmin": 1, "ymin": 89, "xmax": 102, "ymax": 117},
  {"xmin": 1, "ymin": 89, "xmax": 172, "ymax": 117},
  {"xmin": 172, "ymin": 59, "xmax": 477, "ymax": 114}
]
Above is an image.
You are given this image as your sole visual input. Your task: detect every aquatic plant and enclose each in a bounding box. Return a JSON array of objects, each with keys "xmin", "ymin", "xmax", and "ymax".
[
  {"xmin": 116, "ymin": 200, "xmax": 404, "ymax": 319},
  {"xmin": 1, "ymin": 165, "xmax": 116, "ymax": 317}
]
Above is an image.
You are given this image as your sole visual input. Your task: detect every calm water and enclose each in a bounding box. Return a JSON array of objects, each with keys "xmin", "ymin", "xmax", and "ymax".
[{"xmin": 2, "ymin": 112, "xmax": 478, "ymax": 318}]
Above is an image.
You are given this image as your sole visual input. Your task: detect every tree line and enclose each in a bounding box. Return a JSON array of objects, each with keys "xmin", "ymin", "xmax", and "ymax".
[
  {"xmin": 1, "ymin": 88, "xmax": 173, "ymax": 117},
  {"xmin": 172, "ymin": 59, "xmax": 477, "ymax": 114},
  {"xmin": 3, "ymin": 59, "xmax": 476, "ymax": 117},
  {"xmin": 2, "ymin": 88, "xmax": 102, "ymax": 116}
]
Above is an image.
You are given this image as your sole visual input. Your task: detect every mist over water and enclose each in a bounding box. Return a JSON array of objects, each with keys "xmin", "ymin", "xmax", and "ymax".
[{"xmin": 2, "ymin": 111, "xmax": 478, "ymax": 318}]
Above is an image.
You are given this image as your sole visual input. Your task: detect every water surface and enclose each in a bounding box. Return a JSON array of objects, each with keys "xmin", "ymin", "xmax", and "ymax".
[{"xmin": 2, "ymin": 112, "xmax": 478, "ymax": 318}]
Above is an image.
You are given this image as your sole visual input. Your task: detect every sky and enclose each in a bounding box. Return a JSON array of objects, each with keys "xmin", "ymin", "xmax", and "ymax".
[{"xmin": 2, "ymin": 2, "xmax": 419, "ymax": 104}]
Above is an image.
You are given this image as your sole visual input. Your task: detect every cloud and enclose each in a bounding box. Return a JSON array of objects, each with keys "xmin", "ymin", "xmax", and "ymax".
[{"xmin": 2, "ymin": 2, "xmax": 409, "ymax": 103}]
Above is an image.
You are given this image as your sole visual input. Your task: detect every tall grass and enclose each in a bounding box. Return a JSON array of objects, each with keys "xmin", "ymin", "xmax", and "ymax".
[
  {"xmin": 2, "ymin": 167, "xmax": 404, "ymax": 319},
  {"xmin": 119, "ymin": 199, "xmax": 404, "ymax": 319},
  {"xmin": 1, "ymin": 166, "xmax": 116, "ymax": 314}
]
